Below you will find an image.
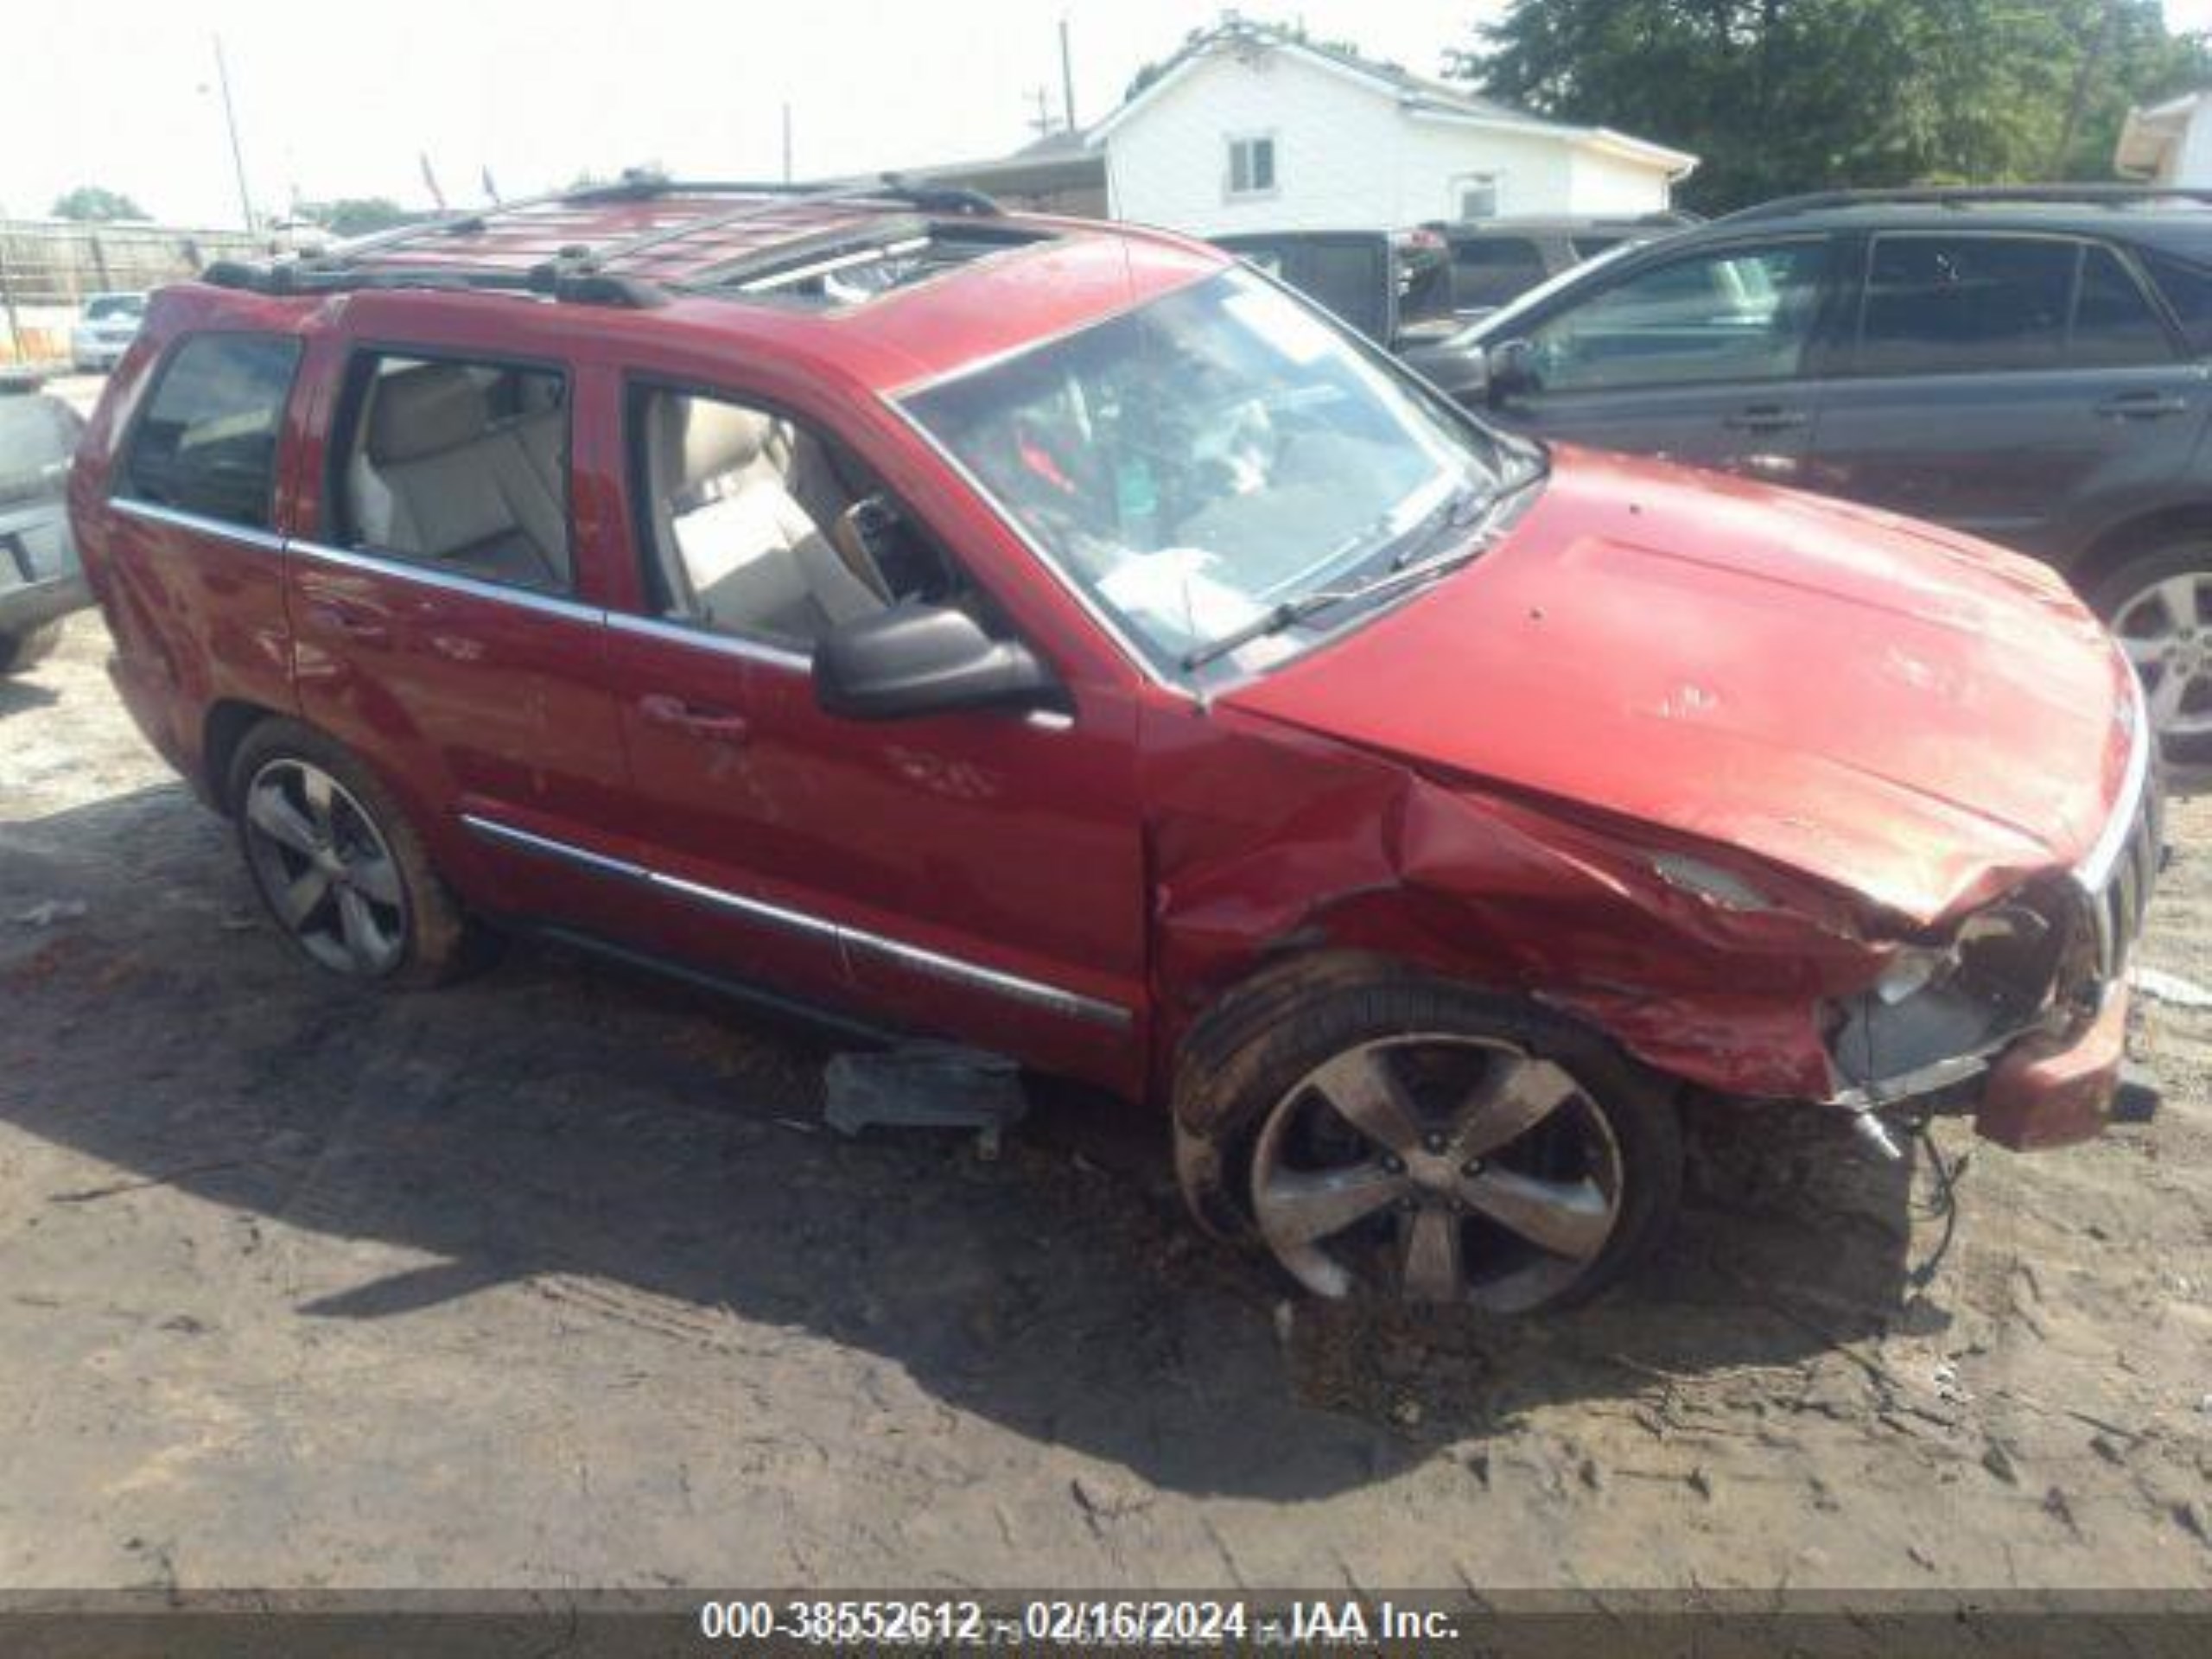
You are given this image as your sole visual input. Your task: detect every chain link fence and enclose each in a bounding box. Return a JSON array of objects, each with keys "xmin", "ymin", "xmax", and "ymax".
[{"xmin": 1, "ymin": 219, "xmax": 264, "ymax": 366}]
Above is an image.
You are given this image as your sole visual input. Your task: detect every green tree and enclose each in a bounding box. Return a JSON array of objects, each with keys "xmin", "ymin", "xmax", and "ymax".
[
  {"xmin": 50, "ymin": 185, "xmax": 149, "ymax": 222},
  {"xmin": 295, "ymin": 197, "xmax": 417, "ymax": 237},
  {"xmin": 1453, "ymin": 1, "xmax": 2212, "ymax": 213}
]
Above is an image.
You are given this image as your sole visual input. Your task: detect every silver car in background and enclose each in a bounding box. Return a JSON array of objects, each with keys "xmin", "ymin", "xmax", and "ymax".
[
  {"xmin": 0, "ymin": 380, "xmax": 89, "ymax": 673},
  {"xmin": 69, "ymin": 292, "xmax": 147, "ymax": 373}
]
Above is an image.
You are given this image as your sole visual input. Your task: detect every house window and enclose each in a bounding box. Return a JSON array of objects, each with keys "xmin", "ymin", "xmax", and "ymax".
[
  {"xmin": 1454, "ymin": 173, "xmax": 1502, "ymax": 221},
  {"xmin": 1227, "ymin": 135, "xmax": 1276, "ymax": 198}
]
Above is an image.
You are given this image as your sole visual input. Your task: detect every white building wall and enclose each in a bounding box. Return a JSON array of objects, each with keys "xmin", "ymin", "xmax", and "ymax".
[
  {"xmin": 1102, "ymin": 49, "xmax": 1675, "ymax": 234},
  {"xmin": 1567, "ymin": 146, "xmax": 1675, "ymax": 214},
  {"xmin": 1105, "ymin": 51, "xmax": 1408, "ymax": 233},
  {"xmin": 1394, "ymin": 116, "xmax": 1574, "ymax": 223},
  {"xmin": 2172, "ymin": 103, "xmax": 2212, "ymax": 185}
]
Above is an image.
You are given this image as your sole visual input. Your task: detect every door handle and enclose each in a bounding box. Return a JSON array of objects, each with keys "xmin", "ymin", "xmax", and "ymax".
[
  {"xmin": 639, "ymin": 692, "xmax": 750, "ymax": 743},
  {"xmin": 302, "ymin": 601, "xmax": 391, "ymax": 645},
  {"xmin": 1721, "ymin": 405, "xmax": 1809, "ymax": 432},
  {"xmin": 2094, "ymin": 391, "xmax": 2190, "ymax": 419}
]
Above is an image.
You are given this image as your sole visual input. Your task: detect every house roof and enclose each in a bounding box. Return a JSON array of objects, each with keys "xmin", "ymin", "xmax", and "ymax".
[{"xmin": 1087, "ymin": 18, "xmax": 1697, "ymax": 176}]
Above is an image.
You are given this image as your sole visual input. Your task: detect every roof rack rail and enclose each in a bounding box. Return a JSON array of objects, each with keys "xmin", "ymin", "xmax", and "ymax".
[
  {"xmin": 195, "ymin": 169, "xmax": 1003, "ymax": 310},
  {"xmin": 200, "ymin": 258, "xmax": 671, "ymax": 309},
  {"xmin": 1725, "ymin": 183, "xmax": 2212, "ymax": 222}
]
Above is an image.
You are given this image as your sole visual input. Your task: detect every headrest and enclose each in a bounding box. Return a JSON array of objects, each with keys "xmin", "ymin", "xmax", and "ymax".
[
  {"xmin": 367, "ymin": 366, "xmax": 490, "ymax": 464},
  {"xmin": 658, "ymin": 396, "xmax": 774, "ymax": 491}
]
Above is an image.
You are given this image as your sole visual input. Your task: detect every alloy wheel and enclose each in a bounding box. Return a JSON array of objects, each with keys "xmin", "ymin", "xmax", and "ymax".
[
  {"xmin": 240, "ymin": 758, "xmax": 409, "ymax": 976},
  {"xmin": 2111, "ymin": 569, "xmax": 2212, "ymax": 742},
  {"xmin": 1249, "ymin": 1033, "xmax": 1624, "ymax": 1311}
]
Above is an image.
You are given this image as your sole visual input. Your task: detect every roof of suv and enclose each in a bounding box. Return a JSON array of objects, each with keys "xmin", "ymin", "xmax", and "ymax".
[
  {"xmin": 1713, "ymin": 185, "xmax": 2212, "ymax": 256},
  {"xmin": 188, "ymin": 172, "xmax": 1228, "ymax": 396}
]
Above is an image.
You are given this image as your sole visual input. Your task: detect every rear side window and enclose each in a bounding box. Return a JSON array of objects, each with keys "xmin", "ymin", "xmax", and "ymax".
[
  {"xmin": 0, "ymin": 394, "xmax": 84, "ymax": 506},
  {"xmin": 1857, "ymin": 236, "xmax": 2172, "ymax": 375},
  {"xmin": 329, "ymin": 353, "xmax": 572, "ymax": 594},
  {"xmin": 2142, "ymin": 251, "xmax": 2212, "ymax": 355},
  {"xmin": 123, "ymin": 334, "xmax": 301, "ymax": 529},
  {"xmin": 2071, "ymin": 245, "xmax": 2172, "ymax": 366}
]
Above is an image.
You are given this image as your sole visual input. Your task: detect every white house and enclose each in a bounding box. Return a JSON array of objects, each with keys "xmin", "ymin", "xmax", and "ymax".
[
  {"xmin": 2116, "ymin": 89, "xmax": 2212, "ymax": 185},
  {"xmin": 1088, "ymin": 21, "xmax": 1698, "ymax": 236}
]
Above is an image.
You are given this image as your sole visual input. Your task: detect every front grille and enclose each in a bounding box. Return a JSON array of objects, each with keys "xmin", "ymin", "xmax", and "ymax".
[{"xmin": 2082, "ymin": 762, "xmax": 2162, "ymax": 983}]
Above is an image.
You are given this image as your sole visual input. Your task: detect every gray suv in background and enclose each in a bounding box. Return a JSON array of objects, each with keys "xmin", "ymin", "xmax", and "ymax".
[
  {"xmin": 0, "ymin": 380, "xmax": 89, "ymax": 674},
  {"xmin": 1445, "ymin": 187, "xmax": 2212, "ymax": 759}
]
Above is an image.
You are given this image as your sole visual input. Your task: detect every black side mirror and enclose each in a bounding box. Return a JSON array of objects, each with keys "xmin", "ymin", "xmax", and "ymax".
[
  {"xmin": 815, "ymin": 601, "xmax": 1058, "ymax": 721},
  {"xmin": 1485, "ymin": 339, "xmax": 1538, "ymax": 401}
]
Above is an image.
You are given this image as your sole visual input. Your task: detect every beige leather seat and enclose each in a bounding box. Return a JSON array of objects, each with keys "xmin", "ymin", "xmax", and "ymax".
[
  {"xmin": 645, "ymin": 394, "xmax": 885, "ymax": 643},
  {"xmin": 348, "ymin": 365, "xmax": 569, "ymax": 590}
]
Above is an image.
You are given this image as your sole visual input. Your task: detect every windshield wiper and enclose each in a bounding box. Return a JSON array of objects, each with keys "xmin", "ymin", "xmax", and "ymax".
[
  {"xmin": 1183, "ymin": 537, "xmax": 1487, "ymax": 672},
  {"xmin": 1180, "ymin": 464, "xmax": 1544, "ymax": 673},
  {"xmin": 1389, "ymin": 478, "xmax": 1497, "ymax": 571}
]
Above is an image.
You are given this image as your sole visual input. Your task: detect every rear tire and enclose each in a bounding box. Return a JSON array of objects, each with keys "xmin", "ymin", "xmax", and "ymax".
[
  {"xmin": 226, "ymin": 719, "xmax": 489, "ymax": 988},
  {"xmin": 2088, "ymin": 540, "xmax": 2212, "ymax": 765},
  {"xmin": 0, "ymin": 622, "xmax": 61, "ymax": 677},
  {"xmin": 1173, "ymin": 959, "xmax": 1682, "ymax": 1314}
]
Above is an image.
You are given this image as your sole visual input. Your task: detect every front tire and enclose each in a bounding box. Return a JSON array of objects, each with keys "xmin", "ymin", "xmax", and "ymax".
[
  {"xmin": 1173, "ymin": 962, "xmax": 1682, "ymax": 1314},
  {"xmin": 227, "ymin": 720, "xmax": 484, "ymax": 988},
  {"xmin": 2088, "ymin": 541, "xmax": 2212, "ymax": 764}
]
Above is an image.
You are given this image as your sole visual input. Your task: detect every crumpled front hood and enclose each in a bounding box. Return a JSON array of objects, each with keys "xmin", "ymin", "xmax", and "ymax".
[{"xmin": 1221, "ymin": 446, "xmax": 2138, "ymax": 926}]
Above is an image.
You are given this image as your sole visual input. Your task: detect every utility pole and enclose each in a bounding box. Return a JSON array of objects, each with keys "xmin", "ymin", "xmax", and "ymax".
[
  {"xmin": 781, "ymin": 103, "xmax": 793, "ymax": 184},
  {"xmin": 1058, "ymin": 16, "xmax": 1077, "ymax": 132},
  {"xmin": 212, "ymin": 34, "xmax": 256, "ymax": 233}
]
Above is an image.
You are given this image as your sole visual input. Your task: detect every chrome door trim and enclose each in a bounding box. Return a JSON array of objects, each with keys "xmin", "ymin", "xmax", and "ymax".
[
  {"xmin": 459, "ymin": 812, "xmax": 1131, "ymax": 1029},
  {"xmin": 109, "ymin": 496, "xmax": 287, "ymax": 553},
  {"xmin": 288, "ymin": 537, "xmax": 609, "ymax": 626},
  {"xmin": 460, "ymin": 814, "xmax": 646, "ymax": 881},
  {"xmin": 604, "ymin": 610, "xmax": 815, "ymax": 672}
]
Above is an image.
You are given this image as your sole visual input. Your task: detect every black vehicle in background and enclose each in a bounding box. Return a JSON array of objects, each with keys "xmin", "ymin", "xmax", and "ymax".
[
  {"xmin": 1430, "ymin": 212, "xmax": 1700, "ymax": 315},
  {"xmin": 1432, "ymin": 186, "xmax": 2212, "ymax": 760},
  {"xmin": 1211, "ymin": 227, "xmax": 1457, "ymax": 349}
]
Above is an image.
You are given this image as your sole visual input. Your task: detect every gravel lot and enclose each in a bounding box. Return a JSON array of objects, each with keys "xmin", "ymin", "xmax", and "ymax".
[{"xmin": 2, "ymin": 612, "xmax": 2209, "ymax": 1592}]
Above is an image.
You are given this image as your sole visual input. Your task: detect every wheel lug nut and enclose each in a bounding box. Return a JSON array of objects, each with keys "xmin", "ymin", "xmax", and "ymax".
[
  {"xmin": 1462, "ymin": 1159, "xmax": 1483, "ymax": 1177},
  {"xmin": 1382, "ymin": 1154, "xmax": 1405, "ymax": 1174},
  {"xmin": 1395, "ymin": 1196, "xmax": 1418, "ymax": 1214},
  {"xmin": 1422, "ymin": 1133, "xmax": 1446, "ymax": 1154}
]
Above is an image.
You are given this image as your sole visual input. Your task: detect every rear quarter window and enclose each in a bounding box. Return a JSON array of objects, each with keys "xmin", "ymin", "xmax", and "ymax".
[{"xmin": 122, "ymin": 333, "xmax": 302, "ymax": 530}]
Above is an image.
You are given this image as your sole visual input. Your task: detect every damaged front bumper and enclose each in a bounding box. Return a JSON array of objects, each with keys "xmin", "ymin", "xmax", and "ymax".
[{"xmin": 1826, "ymin": 672, "xmax": 2159, "ymax": 1152}]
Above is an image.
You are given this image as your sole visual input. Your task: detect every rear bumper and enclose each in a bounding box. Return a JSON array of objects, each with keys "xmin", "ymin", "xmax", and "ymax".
[{"xmin": 1974, "ymin": 983, "xmax": 2129, "ymax": 1151}]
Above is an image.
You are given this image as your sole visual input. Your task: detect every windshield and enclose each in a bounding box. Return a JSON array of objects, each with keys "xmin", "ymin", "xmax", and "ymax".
[
  {"xmin": 902, "ymin": 270, "xmax": 1518, "ymax": 678},
  {"xmin": 86, "ymin": 295, "xmax": 146, "ymax": 323}
]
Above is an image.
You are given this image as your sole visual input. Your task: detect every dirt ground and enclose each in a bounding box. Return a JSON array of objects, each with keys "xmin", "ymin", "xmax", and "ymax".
[{"xmin": 2, "ymin": 611, "xmax": 2209, "ymax": 1593}]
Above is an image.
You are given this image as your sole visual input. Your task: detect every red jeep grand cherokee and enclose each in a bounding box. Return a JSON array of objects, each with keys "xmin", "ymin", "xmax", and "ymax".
[{"xmin": 68, "ymin": 176, "xmax": 2159, "ymax": 1314}]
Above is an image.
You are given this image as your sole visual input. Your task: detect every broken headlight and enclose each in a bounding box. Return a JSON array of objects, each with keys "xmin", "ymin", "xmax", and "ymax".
[{"xmin": 1828, "ymin": 895, "xmax": 2067, "ymax": 1100}]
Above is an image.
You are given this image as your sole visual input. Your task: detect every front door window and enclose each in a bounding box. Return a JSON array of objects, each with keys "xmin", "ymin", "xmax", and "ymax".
[{"xmin": 1519, "ymin": 242, "xmax": 1832, "ymax": 392}]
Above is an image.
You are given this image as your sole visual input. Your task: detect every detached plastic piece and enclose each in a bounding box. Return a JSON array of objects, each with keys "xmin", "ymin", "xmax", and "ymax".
[
  {"xmin": 823, "ymin": 1042, "xmax": 1027, "ymax": 1158},
  {"xmin": 1978, "ymin": 985, "xmax": 2129, "ymax": 1150}
]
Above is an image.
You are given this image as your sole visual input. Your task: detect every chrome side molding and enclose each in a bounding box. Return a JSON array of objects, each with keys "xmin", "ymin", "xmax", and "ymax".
[{"xmin": 460, "ymin": 812, "xmax": 1131, "ymax": 1029}]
